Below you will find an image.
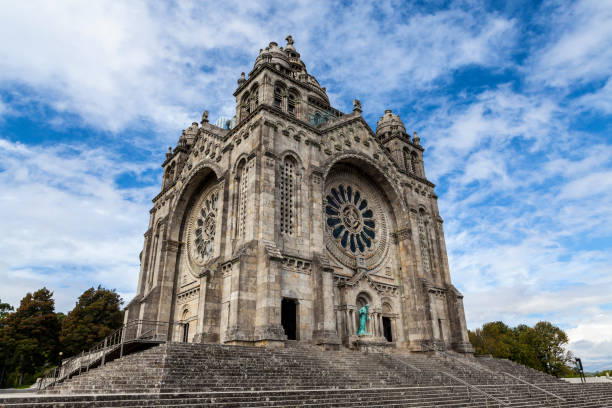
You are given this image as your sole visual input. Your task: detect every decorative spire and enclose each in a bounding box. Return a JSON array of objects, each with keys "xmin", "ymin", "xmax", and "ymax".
[
  {"xmin": 200, "ymin": 110, "xmax": 209, "ymax": 125},
  {"xmin": 166, "ymin": 146, "xmax": 172, "ymax": 159},
  {"xmin": 237, "ymin": 72, "xmax": 246, "ymax": 86},
  {"xmin": 353, "ymin": 99, "xmax": 362, "ymax": 114},
  {"xmin": 286, "ymin": 35, "xmax": 294, "ymax": 46},
  {"xmin": 413, "ymin": 131, "xmax": 420, "ymax": 145}
]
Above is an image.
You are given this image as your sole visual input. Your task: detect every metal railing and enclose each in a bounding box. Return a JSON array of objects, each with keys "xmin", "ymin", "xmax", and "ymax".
[
  {"xmin": 441, "ymin": 371, "xmax": 510, "ymax": 407},
  {"xmin": 38, "ymin": 320, "xmax": 173, "ymax": 390},
  {"xmin": 503, "ymin": 371, "xmax": 566, "ymax": 404}
]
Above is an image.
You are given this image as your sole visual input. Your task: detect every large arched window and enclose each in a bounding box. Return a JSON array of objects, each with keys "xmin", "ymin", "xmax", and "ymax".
[
  {"xmin": 236, "ymin": 159, "xmax": 250, "ymax": 239},
  {"xmin": 147, "ymin": 227, "xmax": 160, "ymax": 290},
  {"xmin": 279, "ymin": 156, "xmax": 296, "ymax": 236},
  {"xmin": 417, "ymin": 209, "xmax": 431, "ymax": 275}
]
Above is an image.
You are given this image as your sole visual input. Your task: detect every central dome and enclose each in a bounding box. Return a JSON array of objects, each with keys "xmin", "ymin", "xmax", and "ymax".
[{"xmin": 252, "ymin": 35, "xmax": 329, "ymax": 104}]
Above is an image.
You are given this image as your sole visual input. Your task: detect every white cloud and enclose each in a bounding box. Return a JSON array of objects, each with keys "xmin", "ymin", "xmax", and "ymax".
[
  {"xmin": 0, "ymin": 1, "xmax": 517, "ymax": 134},
  {"xmin": 576, "ymin": 78, "xmax": 612, "ymax": 114},
  {"xmin": 419, "ymin": 80, "xmax": 612, "ymax": 371},
  {"xmin": 528, "ymin": 0, "xmax": 612, "ymax": 88},
  {"xmin": 0, "ymin": 0, "xmax": 610, "ymax": 372},
  {"xmin": 567, "ymin": 311, "xmax": 612, "ymax": 371},
  {"xmin": 0, "ymin": 139, "xmax": 154, "ymax": 312}
]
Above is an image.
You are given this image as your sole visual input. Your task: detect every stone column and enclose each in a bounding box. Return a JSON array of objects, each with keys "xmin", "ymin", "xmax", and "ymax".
[
  {"xmin": 194, "ymin": 272, "xmax": 208, "ymax": 341},
  {"xmin": 394, "ymin": 219, "xmax": 431, "ymax": 351},
  {"xmin": 225, "ymin": 242, "xmax": 257, "ymax": 344},
  {"xmin": 253, "ymin": 242, "xmax": 286, "ymax": 346},
  {"xmin": 156, "ymin": 235, "xmax": 178, "ymax": 323},
  {"xmin": 312, "ymin": 253, "xmax": 340, "ymax": 349}
]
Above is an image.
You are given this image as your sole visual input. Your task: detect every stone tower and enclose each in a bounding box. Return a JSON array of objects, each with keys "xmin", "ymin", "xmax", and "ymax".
[{"xmin": 124, "ymin": 36, "xmax": 473, "ymax": 353}]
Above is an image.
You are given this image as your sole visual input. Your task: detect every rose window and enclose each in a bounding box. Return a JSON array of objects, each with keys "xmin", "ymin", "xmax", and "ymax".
[
  {"xmin": 325, "ymin": 184, "xmax": 375, "ymax": 254},
  {"xmin": 188, "ymin": 190, "xmax": 218, "ymax": 265}
]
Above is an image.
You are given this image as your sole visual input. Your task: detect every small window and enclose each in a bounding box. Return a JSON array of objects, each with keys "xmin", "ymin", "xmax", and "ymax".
[
  {"xmin": 288, "ymin": 93, "xmax": 295, "ymax": 115},
  {"xmin": 274, "ymin": 86, "xmax": 283, "ymax": 108}
]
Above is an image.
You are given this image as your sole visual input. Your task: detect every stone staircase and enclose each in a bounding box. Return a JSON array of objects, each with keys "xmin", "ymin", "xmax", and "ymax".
[{"xmin": 0, "ymin": 342, "xmax": 611, "ymax": 407}]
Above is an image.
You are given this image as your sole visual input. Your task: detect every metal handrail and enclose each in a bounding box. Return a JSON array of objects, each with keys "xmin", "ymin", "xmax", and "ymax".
[
  {"xmin": 382, "ymin": 353, "xmax": 421, "ymax": 372},
  {"xmin": 502, "ymin": 371, "xmax": 566, "ymax": 402},
  {"xmin": 38, "ymin": 320, "xmax": 174, "ymax": 390},
  {"xmin": 440, "ymin": 351, "xmax": 508, "ymax": 381},
  {"xmin": 441, "ymin": 371, "xmax": 510, "ymax": 407}
]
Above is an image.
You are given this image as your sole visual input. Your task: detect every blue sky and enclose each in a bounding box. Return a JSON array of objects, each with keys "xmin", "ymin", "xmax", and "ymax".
[{"xmin": 0, "ymin": 1, "xmax": 611, "ymax": 370}]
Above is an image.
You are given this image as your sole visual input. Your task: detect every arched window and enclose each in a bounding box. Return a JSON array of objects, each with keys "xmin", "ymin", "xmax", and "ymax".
[
  {"xmin": 417, "ymin": 209, "xmax": 431, "ymax": 275},
  {"xmin": 147, "ymin": 231, "xmax": 159, "ymax": 288},
  {"xmin": 240, "ymin": 92, "xmax": 250, "ymax": 120},
  {"xmin": 274, "ymin": 84, "xmax": 284, "ymax": 108},
  {"xmin": 403, "ymin": 148, "xmax": 410, "ymax": 172},
  {"xmin": 288, "ymin": 93, "xmax": 296, "ymax": 115},
  {"xmin": 287, "ymin": 89, "xmax": 299, "ymax": 117},
  {"xmin": 237, "ymin": 160, "xmax": 250, "ymax": 239},
  {"xmin": 411, "ymin": 152, "xmax": 419, "ymax": 176},
  {"xmin": 250, "ymin": 84, "xmax": 259, "ymax": 109},
  {"xmin": 164, "ymin": 162, "xmax": 175, "ymax": 188},
  {"xmin": 279, "ymin": 156, "xmax": 296, "ymax": 235}
]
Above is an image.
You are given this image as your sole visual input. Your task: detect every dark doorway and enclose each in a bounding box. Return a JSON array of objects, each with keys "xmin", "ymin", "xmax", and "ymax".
[
  {"xmin": 438, "ymin": 318, "xmax": 444, "ymax": 341},
  {"xmin": 281, "ymin": 298, "xmax": 297, "ymax": 340},
  {"xmin": 382, "ymin": 316, "xmax": 393, "ymax": 342},
  {"xmin": 183, "ymin": 323, "xmax": 189, "ymax": 343}
]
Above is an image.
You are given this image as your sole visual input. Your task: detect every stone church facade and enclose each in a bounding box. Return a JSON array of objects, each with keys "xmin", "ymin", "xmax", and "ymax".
[{"xmin": 124, "ymin": 36, "xmax": 473, "ymax": 354}]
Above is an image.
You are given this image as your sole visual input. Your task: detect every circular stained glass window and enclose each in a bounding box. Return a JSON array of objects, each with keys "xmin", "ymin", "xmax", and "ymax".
[
  {"xmin": 187, "ymin": 188, "xmax": 218, "ymax": 266},
  {"xmin": 325, "ymin": 184, "xmax": 375, "ymax": 254}
]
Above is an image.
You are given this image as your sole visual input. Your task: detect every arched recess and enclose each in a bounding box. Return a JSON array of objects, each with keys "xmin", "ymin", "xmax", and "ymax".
[
  {"xmin": 162, "ymin": 161, "xmax": 226, "ymax": 339},
  {"xmin": 321, "ymin": 153, "xmax": 409, "ymax": 344},
  {"xmin": 167, "ymin": 160, "xmax": 225, "ymax": 244},
  {"xmin": 356, "ymin": 291, "xmax": 371, "ymax": 307}
]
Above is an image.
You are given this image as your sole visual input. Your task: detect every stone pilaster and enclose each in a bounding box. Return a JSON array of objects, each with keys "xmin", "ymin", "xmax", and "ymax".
[
  {"xmin": 312, "ymin": 253, "xmax": 340, "ymax": 349},
  {"xmin": 253, "ymin": 242, "xmax": 287, "ymax": 346}
]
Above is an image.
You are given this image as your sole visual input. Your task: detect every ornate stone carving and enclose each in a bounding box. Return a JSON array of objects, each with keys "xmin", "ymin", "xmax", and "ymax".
[{"xmin": 392, "ymin": 228, "xmax": 411, "ymax": 243}]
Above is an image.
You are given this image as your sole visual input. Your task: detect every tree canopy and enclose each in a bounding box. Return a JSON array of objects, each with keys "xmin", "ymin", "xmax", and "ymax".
[
  {"xmin": 0, "ymin": 286, "xmax": 124, "ymax": 387},
  {"xmin": 469, "ymin": 321, "xmax": 574, "ymax": 377},
  {"xmin": 60, "ymin": 286, "xmax": 124, "ymax": 357},
  {"xmin": 0, "ymin": 288, "xmax": 60, "ymax": 386}
]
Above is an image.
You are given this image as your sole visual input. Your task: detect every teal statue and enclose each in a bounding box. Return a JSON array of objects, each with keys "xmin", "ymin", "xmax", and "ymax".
[{"xmin": 357, "ymin": 304, "xmax": 370, "ymax": 336}]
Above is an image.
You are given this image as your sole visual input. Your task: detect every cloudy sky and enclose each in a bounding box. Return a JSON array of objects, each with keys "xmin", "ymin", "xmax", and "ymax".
[{"xmin": 0, "ymin": 1, "xmax": 610, "ymax": 370}]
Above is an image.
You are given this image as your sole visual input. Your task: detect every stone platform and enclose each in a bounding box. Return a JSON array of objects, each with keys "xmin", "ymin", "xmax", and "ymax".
[{"xmin": 1, "ymin": 342, "xmax": 611, "ymax": 407}]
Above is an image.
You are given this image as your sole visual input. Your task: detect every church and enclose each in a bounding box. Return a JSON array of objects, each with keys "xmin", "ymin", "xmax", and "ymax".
[{"xmin": 124, "ymin": 36, "xmax": 473, "ymax": 354}]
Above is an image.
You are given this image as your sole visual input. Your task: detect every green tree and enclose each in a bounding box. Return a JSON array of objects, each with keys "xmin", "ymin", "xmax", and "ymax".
[
  {"xmin": 0, "ymin": 299, "xmax": 14, "ymax": 385},
  {"xmin": 60, "ymin": 286, "xmax": 124, "ymax": 358},
  {"xmin": 469, "ymin": 321, "xmax": 515, "ymax": 358},
  {"xmin": 511, "ymin": 324, "xmax": 541, "ymax": 370},
  {"xmin": 0, "ymin": 300, "xmax": 13, "ymax": 320},
  {"xmin": 469, "ymin": 320, "xmax": 574, "ymax": 377},
  {"xmin": 531, "ymin": 321, "xmax": 573, "ymax": 377},
  {"xmin": 0, "ymin": 288, "xmax": 60, "ymax": 386}
]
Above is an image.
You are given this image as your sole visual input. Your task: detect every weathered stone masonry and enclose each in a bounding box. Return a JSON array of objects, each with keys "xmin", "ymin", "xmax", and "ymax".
[{"xmin": 124, "ymin": 36, "xmax": 473, "ymax": 354}]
